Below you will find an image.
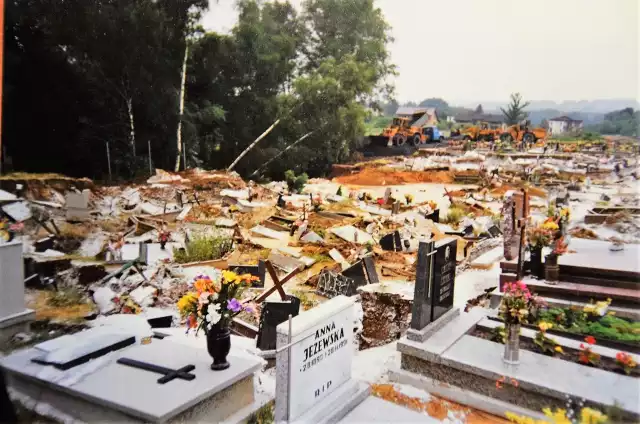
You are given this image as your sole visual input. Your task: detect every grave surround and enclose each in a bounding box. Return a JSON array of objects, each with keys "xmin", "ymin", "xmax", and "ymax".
[{"xmin": 1, "ymin": 337, "xmax": 263, "ymax": 423}]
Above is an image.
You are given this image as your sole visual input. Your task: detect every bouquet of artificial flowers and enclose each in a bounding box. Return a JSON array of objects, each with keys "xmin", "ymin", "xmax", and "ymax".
[
  {"xmin": 499, "ymin": 281, "xmax": 542, "ymax": 325},
  {"xmin": 177, "ymin": 270, "xmax": 259, "ymax": 334}
]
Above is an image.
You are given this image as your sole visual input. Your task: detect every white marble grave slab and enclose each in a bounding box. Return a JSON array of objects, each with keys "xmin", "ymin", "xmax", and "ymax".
[{"xmin": 1, "ymin": 338, "xmax": 263, "ymax": 423}]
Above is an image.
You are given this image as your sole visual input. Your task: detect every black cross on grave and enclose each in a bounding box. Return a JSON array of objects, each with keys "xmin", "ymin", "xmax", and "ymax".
[{"xmin": 117, "ymin": 358, "xmax": 196, "ymax": 384}]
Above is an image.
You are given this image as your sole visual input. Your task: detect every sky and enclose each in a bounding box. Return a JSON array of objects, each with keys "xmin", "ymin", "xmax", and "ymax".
[{"xmin": 202, "ymin": 0, "xmax": 639, "ymax": 105}]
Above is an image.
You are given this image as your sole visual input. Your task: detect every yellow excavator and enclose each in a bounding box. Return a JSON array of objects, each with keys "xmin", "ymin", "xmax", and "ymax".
[
  {"xmin": 461, "ymin": 122, "xmax": 500, "ymax": 142},
  {"xmin": 499, "ymin": 121, "xmax": 547, "ymax": 143}
]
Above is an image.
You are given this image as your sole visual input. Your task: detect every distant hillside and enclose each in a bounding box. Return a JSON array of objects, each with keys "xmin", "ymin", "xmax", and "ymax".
[
  {"xmin": 520, "ymin": 109, "xmax": 606, "ymax": 126},
  {"xmin": 464, "ymin": 99, "xmax": 639, "ymax": 114}
]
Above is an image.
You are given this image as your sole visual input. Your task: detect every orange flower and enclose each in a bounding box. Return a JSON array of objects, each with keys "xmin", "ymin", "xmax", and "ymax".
[
  {"xmin": 495, "ymin": 376, "xmax": 505, "ymax": 389},
  {"xmin": 510, "ymin": 378, "xmax": 519, "ymax": 388},
  {"xmin": 585, "ymin": 336, "xmax": 596, "ymax": 345},
  {"xmin": 187, "ymin": 314, "xmax": 198, "ymax": 329}
]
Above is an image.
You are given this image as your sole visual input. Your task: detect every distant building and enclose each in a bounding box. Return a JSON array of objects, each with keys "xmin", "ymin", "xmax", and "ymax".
[
  {"xmin": 548, "ymin": 116, "xmax": 583, "ymax": 135},
  {"xmin": 395, "ymin": 107, "xmax": 438, "ymax": 127}
]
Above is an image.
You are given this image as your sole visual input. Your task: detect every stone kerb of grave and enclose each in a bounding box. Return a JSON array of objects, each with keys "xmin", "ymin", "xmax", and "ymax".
[
  {"xmin": 1, "ymin": 333, "xmax": 265, "ymax": 423},
  {"xmin": 0, "ymin": 240, "xmax": 35, "ymax": 344},
  {"xmin": 275, "ymin": 295, "xmax": 369, "ymax": 423}
]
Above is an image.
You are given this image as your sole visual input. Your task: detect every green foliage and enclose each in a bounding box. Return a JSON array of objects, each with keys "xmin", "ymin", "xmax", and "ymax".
[
  {"xmin": 443, "ymin": 207, "xmax": 465, "ymax": 225},
  {"xmin": 248, "ymin": 402, "xmax": 274, "ymax": 424},
  {"xmin": 490, "ymin": 326, "xmax": 506, "ymax": 344},
  {"xmin": 336, "ymin": 186, "xmax": 343, "ymax": 196},
  {"xmin": 537, "ymin": 307, "xmax": 640, "ymax": 344},
  {"xmin": 284, "ymin": 170, "xmax": 308, "ymax": 193},
  {"xmin": 6, "ymin": 0, "xmax": 395, "ymax": 180},
  {"xmin": 173, "ymin": 234, "xmax": 233, "ymax": 264},
  {"xmin": 533, "ymin": 331, "xmax": 560, "ymax": 355},
  {"xmin": 501, "ymin": 93, "xmax": 530, "ymax": 125},
  {"xmin": 586, "ymin": 108, "xmax": 639, "ymax": 136}
]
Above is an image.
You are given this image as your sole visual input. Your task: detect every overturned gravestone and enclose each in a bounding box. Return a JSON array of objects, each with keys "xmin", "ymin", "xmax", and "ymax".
[
  {"xmin": 425, "ymin": 208, "xmax": 440, "ymax": 223},
  {"xmin": 275, "ymin": 295, "xmax": 368, "ymax": 423},
  {"xmin": 317, "ymin": 256, "xmax": 379, "ymax": 298},
  {"xmin": 65, "ymin": 189, "xmax": 91, "ymax": 222},
  {"xmin": 256, "ymin": 295, "xmax": 301, "ymax": 354},
  {"xmin": 408, "ymin": 238, "xmax": 457, "ymax": 342}
]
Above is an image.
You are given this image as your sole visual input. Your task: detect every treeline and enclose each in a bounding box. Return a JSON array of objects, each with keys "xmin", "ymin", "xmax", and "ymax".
[
  {"xmin": 586, "ymin": 108, "xmax": 639, "ymax": 137},
  {"xmin": 3, "ymin": 0, "xmax": 394, "ymax": 180}
]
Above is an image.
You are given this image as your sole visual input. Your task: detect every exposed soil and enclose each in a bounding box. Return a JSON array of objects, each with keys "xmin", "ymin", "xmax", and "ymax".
[
  {"xmin": 371, "ymin": 384, "xmax": 510, "ymax": 423},
  {"xmin": 333, "ymin": 168, "xmax": 454, "ymax": 186},
  {"xmin": 472, "ymin": 328, "xmax": 639, "ymax": 378}
]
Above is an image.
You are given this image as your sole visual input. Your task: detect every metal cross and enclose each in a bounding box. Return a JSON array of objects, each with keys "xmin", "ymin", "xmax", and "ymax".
[{"xmin": 117, "ymin": 358, "xmax": 196, "ymax": 384}]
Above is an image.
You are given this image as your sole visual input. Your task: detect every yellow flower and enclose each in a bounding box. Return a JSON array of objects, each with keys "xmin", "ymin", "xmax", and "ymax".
[
  {"xmin": 580, "ymin": 407, "xmax": 608, "ymax": 424},
  {"xmin": 542, "ymin": 408, "xmax": 571, "ymax": 424},
  {"xmin": 542, "ymin": 221, "xmax": 559, "ymax": 231},
  {"xmin": 222, "ymin": 270, "xmax": 239, "ymax": 284},
  {"xmin": 177, "ymin": 292, "xmax": 198, "ymax": 315},
  {"xmin": 538, "ymin": 322, "xmax": 553, "ymax": 332},
  {"xmin": 554, "ymin": 346, "xmax": 564, "ymax": 354},
  {"xmin": 505, "ymin": 412, "xmax": 545, "ymax": 424}
]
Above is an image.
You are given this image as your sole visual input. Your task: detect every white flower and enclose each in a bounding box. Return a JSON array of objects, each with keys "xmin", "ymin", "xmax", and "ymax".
[
  {"xmin": 206, "ymin": 303, "xmax": 222, "ymax": 328},
  {"xmin": 199, "ymin": 291, "xmax": 218, "ymax": 305}
]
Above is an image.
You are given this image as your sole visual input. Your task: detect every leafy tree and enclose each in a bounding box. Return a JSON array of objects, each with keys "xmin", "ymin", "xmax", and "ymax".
[
  {"xmin": 475, "ymin": 104, "xmax": 484, "ymax": 114},
  {"xmin": 540, "ymin": 119, "xmax": 549, "ymax": 129},
  {"xmin": 501, "ymin": 93, "xmax": 530, "ymax": 125}
]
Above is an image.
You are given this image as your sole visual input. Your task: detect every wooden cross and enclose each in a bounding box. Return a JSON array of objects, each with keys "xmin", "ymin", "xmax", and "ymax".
[
  {"xmin": 253, "ymin": 260, "xmax": 301, "ymax": 303},
  {"xmin": 443, "ymin": 187, "xmax": 454, "ymax": 204},
  {"xmin": 117, "ymin": 358, "xmax": 196, "ymax": 384}
]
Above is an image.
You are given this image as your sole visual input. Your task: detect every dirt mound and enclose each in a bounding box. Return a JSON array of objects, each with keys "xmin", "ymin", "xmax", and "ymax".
[{"xmin": 333, "ymin": 167, "xmax": 454, "ymax": 186}]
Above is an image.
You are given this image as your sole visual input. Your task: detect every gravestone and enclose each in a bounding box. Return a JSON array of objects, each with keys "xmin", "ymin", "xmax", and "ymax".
[
  {"xmin": 275, "ymin": 296, "xmax": 368, "ymax": 423},
  {"xmin": 256, "ymin": 295, "xmax": 301, "ymax": 353},
  {"xmin": 425, "ymin": 208, "xmax": 440, "ymax": 223},
  {"xmin": 0, "ymin": 240, "xmax": 35, "ymax": 344},
  {"xmin": 316, "ymin": 270, "xmax": 362, "ymax": 298},
  {"xmin": 65, "ymin": 189, "xmax": 91, "ymax": 222},
  {"xmin": 339, "ymin": 256, "xmax": 380, "ymax": 294},
  {"xmin": 379, "ymin": 230, "xmax": 403, "ymax": 252},
  {"xmin": 410, "ymin": 238, "xmax": 457, "ymax": 333}
]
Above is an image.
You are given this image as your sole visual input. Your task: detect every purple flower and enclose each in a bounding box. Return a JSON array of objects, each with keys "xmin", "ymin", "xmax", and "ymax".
[
  {"xmin": 227, "ymin": 298, "xmax": 242, "ymax": 313},
  {"xmin": 244, "ymin": 304, "xmax": 254, "ymax": 314}
]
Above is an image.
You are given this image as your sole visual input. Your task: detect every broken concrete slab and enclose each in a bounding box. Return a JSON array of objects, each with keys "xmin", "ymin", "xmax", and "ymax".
[
  {"xmin": 359, "ymin": 204, "xmax": 392, "ymax": 217},
  {"xmin": 301, "ymin": 231, "xmax": 324, "ymax": 244},
  {"xmin": 220, "ymin": 189, "xmax": 249, "ymax": 199},
  {"xmin": 214, "ymin": 217, "xmax": 238, "ymax": 228},
  {"xmin": 267, "ymin": 252, "xmax": 305, "ymax": 273},
  {"xmin": 65, "ymin": 189, "xmax": 91, "ymax": 222},
  {"xmin": 129, "ymin": 286, "xmax": 157, "ymax": 307},
  {"xmin": 330, "ymin": 225, "xmax": 374, "ymax": 245},
  {"xmin": 250, "ymin": 225, "xmax": 289, "ymax": 242},
  {"xmin": 176, "ymin": 205, "xmax": 192, "ymax": 221},
  {"xmin": 0, "ymin": 189, "xmax": 17, "ymax": 202},
  {"xmin": 2, "ymin": 201, "xmax": 32, "ymax": 221},
  {"xmin": 93, "ymin": 286, "xmax": 116, "ymax": 314},
  {"xmin": 78, "ymin": 232, "xmax": 109, "ymax": 258}
]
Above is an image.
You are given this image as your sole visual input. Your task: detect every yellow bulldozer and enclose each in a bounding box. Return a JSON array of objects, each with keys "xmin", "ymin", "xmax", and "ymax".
[
  {"xmin": 461, "ymin": 122, "xmax": 500, "ymax": 142},
  {"xmin": 499, "ymin": 121, "xmax": 547, "ymax": 144}
]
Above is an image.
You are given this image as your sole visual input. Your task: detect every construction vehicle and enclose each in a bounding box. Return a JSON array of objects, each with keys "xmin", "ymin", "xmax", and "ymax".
[
  {"xmin": 499, "ymin": 121, "xmax": 547, "ymax": 144},
  {"xmin": 461, "ymin": 122, "xmax": 501, "ymax": 142},
  {"xmin": 370, "ymin": 107, "xmax": 437, "ymax": 147}
]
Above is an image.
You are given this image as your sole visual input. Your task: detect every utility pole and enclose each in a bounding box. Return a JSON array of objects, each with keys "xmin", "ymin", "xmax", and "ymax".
[
  {"xmin": 148, "ymin": 140, "xmax": 153, "ymax": 176},
  {"xmin": 106, "ymin": 141, "xmax": 112, "ymax": 182}
]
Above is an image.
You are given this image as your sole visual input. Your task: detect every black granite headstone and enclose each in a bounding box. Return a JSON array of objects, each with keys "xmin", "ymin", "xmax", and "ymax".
[
  {"xmin": 341, "ymin": 256, "xmax": 380, "ymax": 293},
  {"xmin": 487, "ymin": 225, "xmax": 502, "ymax": 237},
  {"xmin": 410, "ymin": 238, "xmax": 458, "ymax": 330},
  {"xmin": 379, "ymin": 230, "xmax": 403, "ymax": 252},
  {"xmin": 425, "ymin": 209, "xmax": 440, "ymax": 223},
  {"xmin": 431, "ymin": 238, "xmax": 457, "ymax": 322},
  {"xmin": 138, "ymin": 243, "xmax": 148, "ymax": 265},
  {"xmin": 230, "ymin": 260, "xmax": 266, "ymax": 288},
  {"xmin": 0, "ymin": 370, "xmax": 16, "ymax": 423},
  {"xmin": 256, "ymin": 295, "xmax": 301, "ymax": 351}
]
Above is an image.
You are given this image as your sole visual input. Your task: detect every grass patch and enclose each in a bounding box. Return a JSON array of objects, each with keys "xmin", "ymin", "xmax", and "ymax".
[
  {"xmin": 173, "ymin": 234, "xmax": 233, "ymax": 264},
  {"xmin": 247, "ymin": 401, "xmax": 274, "ymax": 424},
  {"xmin": 537, "ymin": 308, "xmax": 640, "ymax": 344},
  {"xmin": 442, "ymin": 207, "xmax": 465, "ymax": 225},
  {"xmin": 47, "ymin": 286, "xmax": 87, "ymax": 307}
]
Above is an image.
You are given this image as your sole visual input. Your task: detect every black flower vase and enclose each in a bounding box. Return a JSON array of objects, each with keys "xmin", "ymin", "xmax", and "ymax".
[
  {"xmin": 206, "ymin": 324, "xmax": 231, "ymax": 371},
  {"xmin": 529, "ymin": 246, "xmax": 544, "ymax": 279}
]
